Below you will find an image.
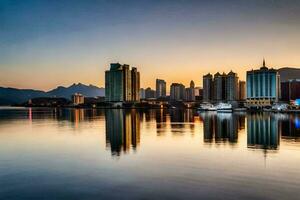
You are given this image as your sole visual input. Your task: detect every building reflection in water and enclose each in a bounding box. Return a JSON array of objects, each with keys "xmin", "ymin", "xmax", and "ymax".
[
  {"xmin": 247, "ymin": 113, "xmax": 279, "ymax": 150},
  {"xmin": 105, "ymin": 110, "xmax": 140, "ymax": 156},
  {"xmin": 169, "ymin": 109, "xmax": 197, "ymax": 134},
  {"xmin": 201, "ymin": 112, "xmax": 245, "ymax": 143},
  {"xmin": 279, "ymin": 114, "xmax": 300, "ymax": 142},
  {"xmin": 155, "ymin": 109, "xmax": 167, "ymax": 135}
]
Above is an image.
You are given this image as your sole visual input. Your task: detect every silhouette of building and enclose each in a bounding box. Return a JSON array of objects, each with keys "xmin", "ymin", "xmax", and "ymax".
[
  {"xmin": 281, "ymin": 79, "xmax": 300, "ymax": 102},
  {"xmin": 226, "ymin": 71, "xmax": 239, "ymax": 101},
  {"xmin": 145, "ymin": 87, "xmax": 156, "ymax": 99},
  {"xmin": 194, "ymin": 87, "xmax": 203, "ymax": 101},
  {"xmin": 203, "ymin": 73, "xmax": 213, "ymax": 102},
  {"xmin": 156, "ymin": 79, "xmax": 166, "ymax": 98},
  {"xmin": 213, "ymin": 72, "xmax": 227, "ymax": 101},
  {"xmin": 185, "ymin": 80, "xmax": 196, "ymax": 101},
  {"xmin": 131, "ymin": 67, "xmax": 140, "ymax": 101},
  {"xmin": 140, "ymin": 88, "xmax": 145, "ymax": 99},
  {"xmin": 170, "ymin": 83, "xmax": 185, "ymax": 101},
  {"xmin": 105, "ymin": 63, "xmax": 140, "ymax": 102},
  {"xmin": 72, "ymin": 93, "xmax": 84, "ymax": 105},
  {"xmin": 238, "ymin": 81, "xmax": 246, "ymax": 100},
  {"xmin": 246, "ymin": 60, "xmax": 280, "ymax": 108}
]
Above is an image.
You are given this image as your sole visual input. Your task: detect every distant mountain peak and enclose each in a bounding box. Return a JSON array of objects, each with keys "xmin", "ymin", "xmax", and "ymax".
[{"xmin": 0, "ymin": 83, "xmax": 105, "ymax": 105}]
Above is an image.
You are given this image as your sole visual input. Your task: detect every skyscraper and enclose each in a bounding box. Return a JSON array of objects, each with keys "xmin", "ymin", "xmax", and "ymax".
[
  {"xmin": 246, "ymin": 60, "xmax": 280, "ymax": 108},
  {"xmin": 170, "ymin": 83, "xmax": 185, "ymax": 101},
  {"xmin": 105, "ymin": 63, "xmax": 140, "ymax": 102},
  {"xmin": 203, "ymin": 73, "xmax": 213, "ymax": 102},
  {"xmin": 131, "ymin": 67, "xmax": 140, "ymax": 101},
  {"xmin": 185, "ymin": 80, "xmax": 196, "ymax": 101},
  {"xmin": 213, "ymin": 72, "xmax": 226, "ymax": 102},
  {"xmin": 226, "ymin": 71, "xmax": 239, "ymax": 101},
  {"xmin": 156, "ymin": 79, "xmax": 166, "ymax": 98}
]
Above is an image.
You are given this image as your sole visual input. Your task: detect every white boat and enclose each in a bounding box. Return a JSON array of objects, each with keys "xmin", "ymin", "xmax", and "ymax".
[
  {"xmin": 198, "ymin": 104, "xmax": 216, "ymax": 111},
  {"xmin": 216, "ymin": 103, "xmax": 232, "ymax": 112}
]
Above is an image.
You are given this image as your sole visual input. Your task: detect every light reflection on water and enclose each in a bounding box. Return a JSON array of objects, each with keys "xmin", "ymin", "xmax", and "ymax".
[{"xmin": 0, "ymin": 107, "xmax": 300, "ymax": 200}]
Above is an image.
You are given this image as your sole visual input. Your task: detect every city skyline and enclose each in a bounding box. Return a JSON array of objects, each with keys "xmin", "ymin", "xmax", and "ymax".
[{"xmin": 1, "ymin": 0, "xmax": 300, "ymax": 90}]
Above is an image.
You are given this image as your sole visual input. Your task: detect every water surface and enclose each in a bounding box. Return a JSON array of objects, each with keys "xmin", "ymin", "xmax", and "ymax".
[{"xmin": 0, "ymin": 107, "xmax": 300, "ymax": 200}]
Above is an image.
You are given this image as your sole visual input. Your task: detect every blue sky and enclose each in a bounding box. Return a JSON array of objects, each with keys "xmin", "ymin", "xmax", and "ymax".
[{"xmin": 1, "ymin": 0, "xmax": 300, "ymax": 90}]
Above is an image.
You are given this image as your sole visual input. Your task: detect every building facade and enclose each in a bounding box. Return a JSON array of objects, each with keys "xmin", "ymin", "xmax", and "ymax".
[
  {"xmin": 203, "ymin": 73, "xmax": 213, "ymax": 102},
  {"xmin": 213, "ymin": 72, "xmax": 226, "ymax": 102},
  {"xmin": 72, "ymin": 93, "xmax": 84, "ymax": 105},
  {"xmin": 105, "ymin": 63, "xmax": 140, "ymax": 102},
  {"xmin": 170, "ymin": 83, "xmax": 185, "ymax": 101},
  {"xmin": 226, "ymin": 71, "xmax": 239, "ymax": 101},
  {"xmin": 185, "ymin": 80, "xmax": 196, "ymax": 101},
  {"xmin": 246, "ymin": 60, "xmax": 280, "ymax": 107},
  {"xmin": 140, "ymin": 88, "xmax": 145, "ymax": 99},
  {"xmin": 145, "ymin": 87, "xmax": 156, "ymax": 99},
  {"xmin": 281, "ymin": 79, "xmax": 300, "ymax": 102},
  {"xmin": 238, "ymin": 81, "xmax": 246, "ymax": 101},
  {"xmin": 156, "ymin": 79, "xmax": 166, "ymax": 98}
]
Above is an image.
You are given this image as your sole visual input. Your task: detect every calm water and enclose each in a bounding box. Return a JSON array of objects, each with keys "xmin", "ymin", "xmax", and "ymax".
[{"xmin": 0, "ymin": 107, "xmax": 300, "ymax": 200}]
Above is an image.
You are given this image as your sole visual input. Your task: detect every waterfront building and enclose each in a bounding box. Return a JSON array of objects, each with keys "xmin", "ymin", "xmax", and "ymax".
[
  {"xmin": 238, "ymin": 81, "xmax": 246, "ymax": 101},
  {"xmin": 72, "ymin": 93, "xmax": 84, "ymax": 105},
  {"xmin": 170, "ymin": 83, "xmax": 185, "ymax": 101},
  {"xmin": 203, "ymin": 73, "xmax": 213, "ymax": 102},
  {"xmin": 246, "ymin": 60, "xmax": 280, "ymax": 108},
  {"xmin": 131, "ymin": 67, "xmax": 140, "ymax": 101},
  {"xmin": 156, "ymin": 79, "xmax": 166, "ymax": 98},
  {"xmin": 185, "ymin": 80, "xmax": 196, "ymax": 101},
  {"xmin": 140, "ymin": 88, "xmax": 145, "ymax": 99},
  {"xmin": 213, "ymin": 72, "xmax": 226, "ymax": 101},
  {"xmin": 226, "ymin": 71, "xmax": 239, "ymax": 101},
  {"xmin": 194, "ymin": 87, "xmax": 203, "ymax": 101},
  {"xmin": 281, "ymin": 79, "xmax": 300, "ymax": 102},
  {"xmin": 145, "ymin": 87, "xmax": 156, "ymax": 99},
  {"xmin": 105, "ymin": 63, "xmax": 140, "ymax": 102}
]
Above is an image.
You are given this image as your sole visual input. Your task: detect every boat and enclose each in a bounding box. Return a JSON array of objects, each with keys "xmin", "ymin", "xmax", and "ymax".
[
  {"xmin": 233, "ymin": 108, "xmax": 247, "ymax": 112},
  {"xmin": 216, "ymin": 103, "xmax": 232, "ymax": 112},
  {"xmin": 197, "ymin": 104, "xmax": 216, "ymax": 111}
]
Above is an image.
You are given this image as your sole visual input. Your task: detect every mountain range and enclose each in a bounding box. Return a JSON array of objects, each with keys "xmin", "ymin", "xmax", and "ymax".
[{"xmin": 0, "ymin": 83, "xmax": 105, "ymax": 105}]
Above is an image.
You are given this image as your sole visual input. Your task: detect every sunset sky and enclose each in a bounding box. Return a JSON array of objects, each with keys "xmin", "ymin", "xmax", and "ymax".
[{"xmin": 1, "ymin": 0, "xmax": 300, "ymax": 90}]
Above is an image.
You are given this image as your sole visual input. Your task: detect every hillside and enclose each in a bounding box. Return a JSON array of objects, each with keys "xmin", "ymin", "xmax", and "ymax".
[{"xmin": 0, "ymin": 83, "xmax": 105, "ymax": 105}]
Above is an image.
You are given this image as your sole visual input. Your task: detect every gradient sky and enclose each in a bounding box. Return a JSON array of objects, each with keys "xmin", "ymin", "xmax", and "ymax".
[{"xmin": 1, "ymin": 0, "xmax": 300, "ymax": 90}]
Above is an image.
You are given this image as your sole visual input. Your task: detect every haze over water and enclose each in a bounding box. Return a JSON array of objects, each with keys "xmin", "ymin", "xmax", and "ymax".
[{"xmin": 0, "ymin": 107, "xmax": 300, "ymax": 199}]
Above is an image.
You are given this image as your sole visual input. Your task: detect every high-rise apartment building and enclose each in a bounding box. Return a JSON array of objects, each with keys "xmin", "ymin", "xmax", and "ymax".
[
  {"xmin": 185, "ymin": 80, "xmax": 196, "ymax": 101},
  {"xmin": 170, "ymin": 83, "xmax": 185, "ymax": 101},
  {"xmin": 156, "ymin": 79, "xmax": 166, "ymax": 98},
  {"xmin": 213, "ymin": 72, "xmax": 226, "ymax": 101},
  {"xmin": 226, "ymin": 71, "xmax": 239, "ymax": 101},
  {"xmin": 105, "ymin": 63, "xmax": 140, "ymax": 102},
  {"xmin": 203, "ymin": 71, "xmax": 242, "ymax": 103},
  {"xmin": 246, "ymin": 60, "xmax": 280, "ymax": 107},
  {"xmin": 203, "ymin": 73, "xmax": 213, "ymax": 102}
]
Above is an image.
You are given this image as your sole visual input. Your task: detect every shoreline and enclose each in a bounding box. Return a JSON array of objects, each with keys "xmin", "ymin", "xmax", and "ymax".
[{"xmin": 1, "ymin": 105, "xmax": 300, "ymax": 113}]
